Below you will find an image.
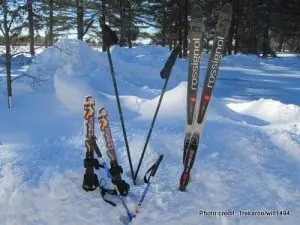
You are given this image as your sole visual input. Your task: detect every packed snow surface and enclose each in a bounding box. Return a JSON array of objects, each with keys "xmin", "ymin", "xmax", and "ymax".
[{"xmin": 0, "ymin": 40, "xmax": 300, "ymax": 225}]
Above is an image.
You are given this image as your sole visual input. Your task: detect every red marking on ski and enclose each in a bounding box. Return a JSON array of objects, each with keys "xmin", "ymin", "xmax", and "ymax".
[
  {"xmin": 204, "ymin": 95, "xmax": 210, "ymax": 101},
  {"xmin": 190, "ymin": 97, "xmax": 196, "ymax": 103},
  {"xmin": 182, "ymin": 173, "xmax": 189, "ymax": 180}
]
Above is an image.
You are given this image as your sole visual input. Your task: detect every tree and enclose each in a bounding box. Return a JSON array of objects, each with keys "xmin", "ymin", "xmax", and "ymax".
[
  {"xmin": 27, "ymin": 0, "xmax": 35, "ymax": 55},
  {"xmin": 0, "ymin": 1, "xmax": 27, "ymax": 108}
]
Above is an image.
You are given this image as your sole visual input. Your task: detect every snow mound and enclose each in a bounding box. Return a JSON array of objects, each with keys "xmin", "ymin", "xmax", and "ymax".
[
  {"xmin": 26, "ymin": 39, "xmax": 108, "ymax": 115},
  {"xmin": 138, "ymin": 81, "xmax": 186, "ymax": 119},
  {"xmin": 227, "ymin": 98, "xmax": 300, "ymax": 124},
  {"xmin": 26, "ymin": 39, "xmax": 258, "ymax": 123},
  {"xmin": 26, "ymin": 40, "xmax": 188, "ymax": 117}
]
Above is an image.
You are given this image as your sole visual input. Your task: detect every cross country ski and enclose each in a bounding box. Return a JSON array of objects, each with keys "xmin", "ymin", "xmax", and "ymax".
[{"xmin": 179, "ymin": 3, "xmax": 233, "ymax": 191}]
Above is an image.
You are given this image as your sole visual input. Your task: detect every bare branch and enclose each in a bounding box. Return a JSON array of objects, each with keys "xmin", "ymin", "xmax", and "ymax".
[
  {"xmin": 8, "ymin": 5, "xmax": 27, "ymax": 31},
  {"xmin": 83, "ymin": 19, "xmax": 94, "ymax": 38},
  {"xmin": 52, "ymin": 45, "xmax": 76, "ymax": 56},
  {"xmin": 10, "ymin": 46, "xmax": 44, "ymax": 57},
  {"xmin": 11, "ymin": 72, "xmax": 47, "ymax": 90},
  {"xmin": 0, "ymin": 23, "xmax": 4, "ymax": 35}
]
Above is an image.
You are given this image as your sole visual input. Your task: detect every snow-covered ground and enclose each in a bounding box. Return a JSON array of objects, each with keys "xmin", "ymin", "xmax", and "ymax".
[{"xmin": 0, "ymin": 40, "xmax": 299, "ymax": 225}]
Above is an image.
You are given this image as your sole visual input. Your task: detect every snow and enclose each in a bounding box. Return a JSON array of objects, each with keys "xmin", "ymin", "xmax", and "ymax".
[
  {"xmin": 227, "ymin": 99, "xmax": 300, "ymax": 124},
  {"xmin": 0, "ymin": 40, "xmax": 300, "ymax": 225}
]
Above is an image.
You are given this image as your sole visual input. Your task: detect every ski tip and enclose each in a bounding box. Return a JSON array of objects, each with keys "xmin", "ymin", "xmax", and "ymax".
[
  {"xmin": 85, "ymin": 95, "xmax": 94, "ymax": 100},
  {"xmin": 216, "ymin": 3, "xmax": 232, "ymax": 34},
  {"xmin": 220, "ymin": 3, "xmax": 232, "ymax": 22},
  {"xmin": 190, "ymin": 4, "xmax": 204, "ymax": 33},
  {"xmin": 84, "ymin": 96, "xmax": 95, "ymax": 104},
  {"xmin": 221, "ymin": 3, "xmax": 232, "ymax": 14},
  {"xmin": 191, "ymin": 4, "xmax": 204, "ymax": 21},
  {"xmin": 98, "ymin": 107, "xmax": 108, "ymax": 117}
]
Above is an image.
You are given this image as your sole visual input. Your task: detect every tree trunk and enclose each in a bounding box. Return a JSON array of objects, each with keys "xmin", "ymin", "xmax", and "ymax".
[
  {"xmin": 227, "ymin": 0, "xmax": 237, "ymax": 55},
  {"xmin": 77, "ymin": 0, "xmax": 84, "ymax": 40},
  {"xmin": 234, "ymin": 27, "xmax": 239, "ymax": 54},
  {"xmin": 233, "ymin": 0, "xmax": 241, "ymax": 54},
  {"xmin": 278, "ymin": 32, "xmax": 284, "ymax": 52},
  {"xmin": 101, "ymin": 0, "xmax": 107, "ymax": 51},
  {"xmin": 2, "ymin": 1, "xmax": 12, "ymax": 108},
  {"xmin": 162, "ymin": 2, "xmax": 167, "ymax": 47},
  {"xmin": 127, "ymin": 3, "xmax": 132, "ymax": 48},
  {"xmin": 183, "ymin": 0, "xmax": 188, "ymax": 57},
  {"xmin": 48, "ymin": 0, "xmax": 54, "ymax": 46},
  {"xmin": 177, "ymin": 0, "xmax": 183, "ymax": 58},
  {"xmin": 261, "ymin": 11, "xmax": 276, "ymax": 57},
  {"xmin": 28, "ymin": 0, "xmax": 35, "ymax": 55},
  {"xmin": 119, "ymin": 0, "xmax": 127, "ymax": 47},
  {"xmin": 178, "ymin": 22, "xmax": 182, "ymax": 58}
]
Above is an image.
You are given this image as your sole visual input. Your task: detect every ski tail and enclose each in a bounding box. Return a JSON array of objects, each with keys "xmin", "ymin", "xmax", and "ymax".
[{"xmin": 180, "ymin": 134, "xmax": 199, "ymax": 191}]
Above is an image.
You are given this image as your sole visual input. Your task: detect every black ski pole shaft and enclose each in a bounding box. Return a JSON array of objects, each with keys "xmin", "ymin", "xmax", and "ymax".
[
  {"xmin": 134, "ymin": 46, "xmax": 180, "ymax": 182},
  {"xmin": 106, "ymin": 48, "xmax": 135, "ymax": 184},
  {"xmin": 133, "ymin": 79, "xmax": 168, "ymax": 182}
]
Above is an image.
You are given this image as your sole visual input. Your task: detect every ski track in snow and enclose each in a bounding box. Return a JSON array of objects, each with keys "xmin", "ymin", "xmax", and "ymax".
[{"xmin": 0, "ymin": 41, "xmax": 300, "ymax": 225}]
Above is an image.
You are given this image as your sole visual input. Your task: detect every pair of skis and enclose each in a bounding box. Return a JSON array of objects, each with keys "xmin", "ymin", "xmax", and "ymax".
[
  {"xmin": 83, "ymin": 96, "xmax": 129, "ymax": 205},
  {"xmin": 179, "ymin": 3, "xmax": 232, "ymax": 191},
  {"xmin": 83, "ymin": 96, "xmax": 165, "ymax": 221}
]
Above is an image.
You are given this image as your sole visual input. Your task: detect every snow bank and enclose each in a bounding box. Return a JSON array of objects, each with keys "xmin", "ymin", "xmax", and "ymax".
[
  {"xmin": 227, "ymin": 98, "xmax": 300, "ymax": 124},
  {"xmin": 26, "ymin": 39, "xmax": 108, "ymax": 115},
  {"xmin": 26, "ymin": 40, "xmax": 188, "ymax": 118},
  {"xmin": 138, "ymin": 82, "xmax": 186, "ymax": 119},
  {"xmin": 26, "ymin": 39, "xmax": 281, "ymax": 124}
]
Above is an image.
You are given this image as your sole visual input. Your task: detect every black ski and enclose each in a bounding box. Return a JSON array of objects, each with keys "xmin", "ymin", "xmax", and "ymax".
[
  {"xmin": 183, "ymin": 3, "xmax": 204, "ymax": 164},
  {"xmin": 180, "ymin": 3, "xmax": 232, "ymax": 191}
]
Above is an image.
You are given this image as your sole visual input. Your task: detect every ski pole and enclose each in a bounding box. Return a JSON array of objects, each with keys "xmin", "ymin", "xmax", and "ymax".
[
  {"xmin": 135, "ymin": 155, "xmax": 163, "ymax": 214},
  {"xmin": 102, "ymin": 24, "xmax": 135, "ymax": 184},
  {"xmin": 134, "ymin": 46, "xmax": 180, "ymax": 183},
  {"xmin": 127, "ymin": 155, "xmax": 163, "ymax": 224}
]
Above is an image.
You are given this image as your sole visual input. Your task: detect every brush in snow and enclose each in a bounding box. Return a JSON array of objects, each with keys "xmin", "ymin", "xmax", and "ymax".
[
  {"xmin": 102, "ymin": 23, "xmax": 135, "ymax": 184},
  {"xmin": 134, "ymin": 45, "xmax": 180, "ymax": 183},
  {"xmin": 179, "ymin": 3, "xmax": 232, "ymax": 191}
]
